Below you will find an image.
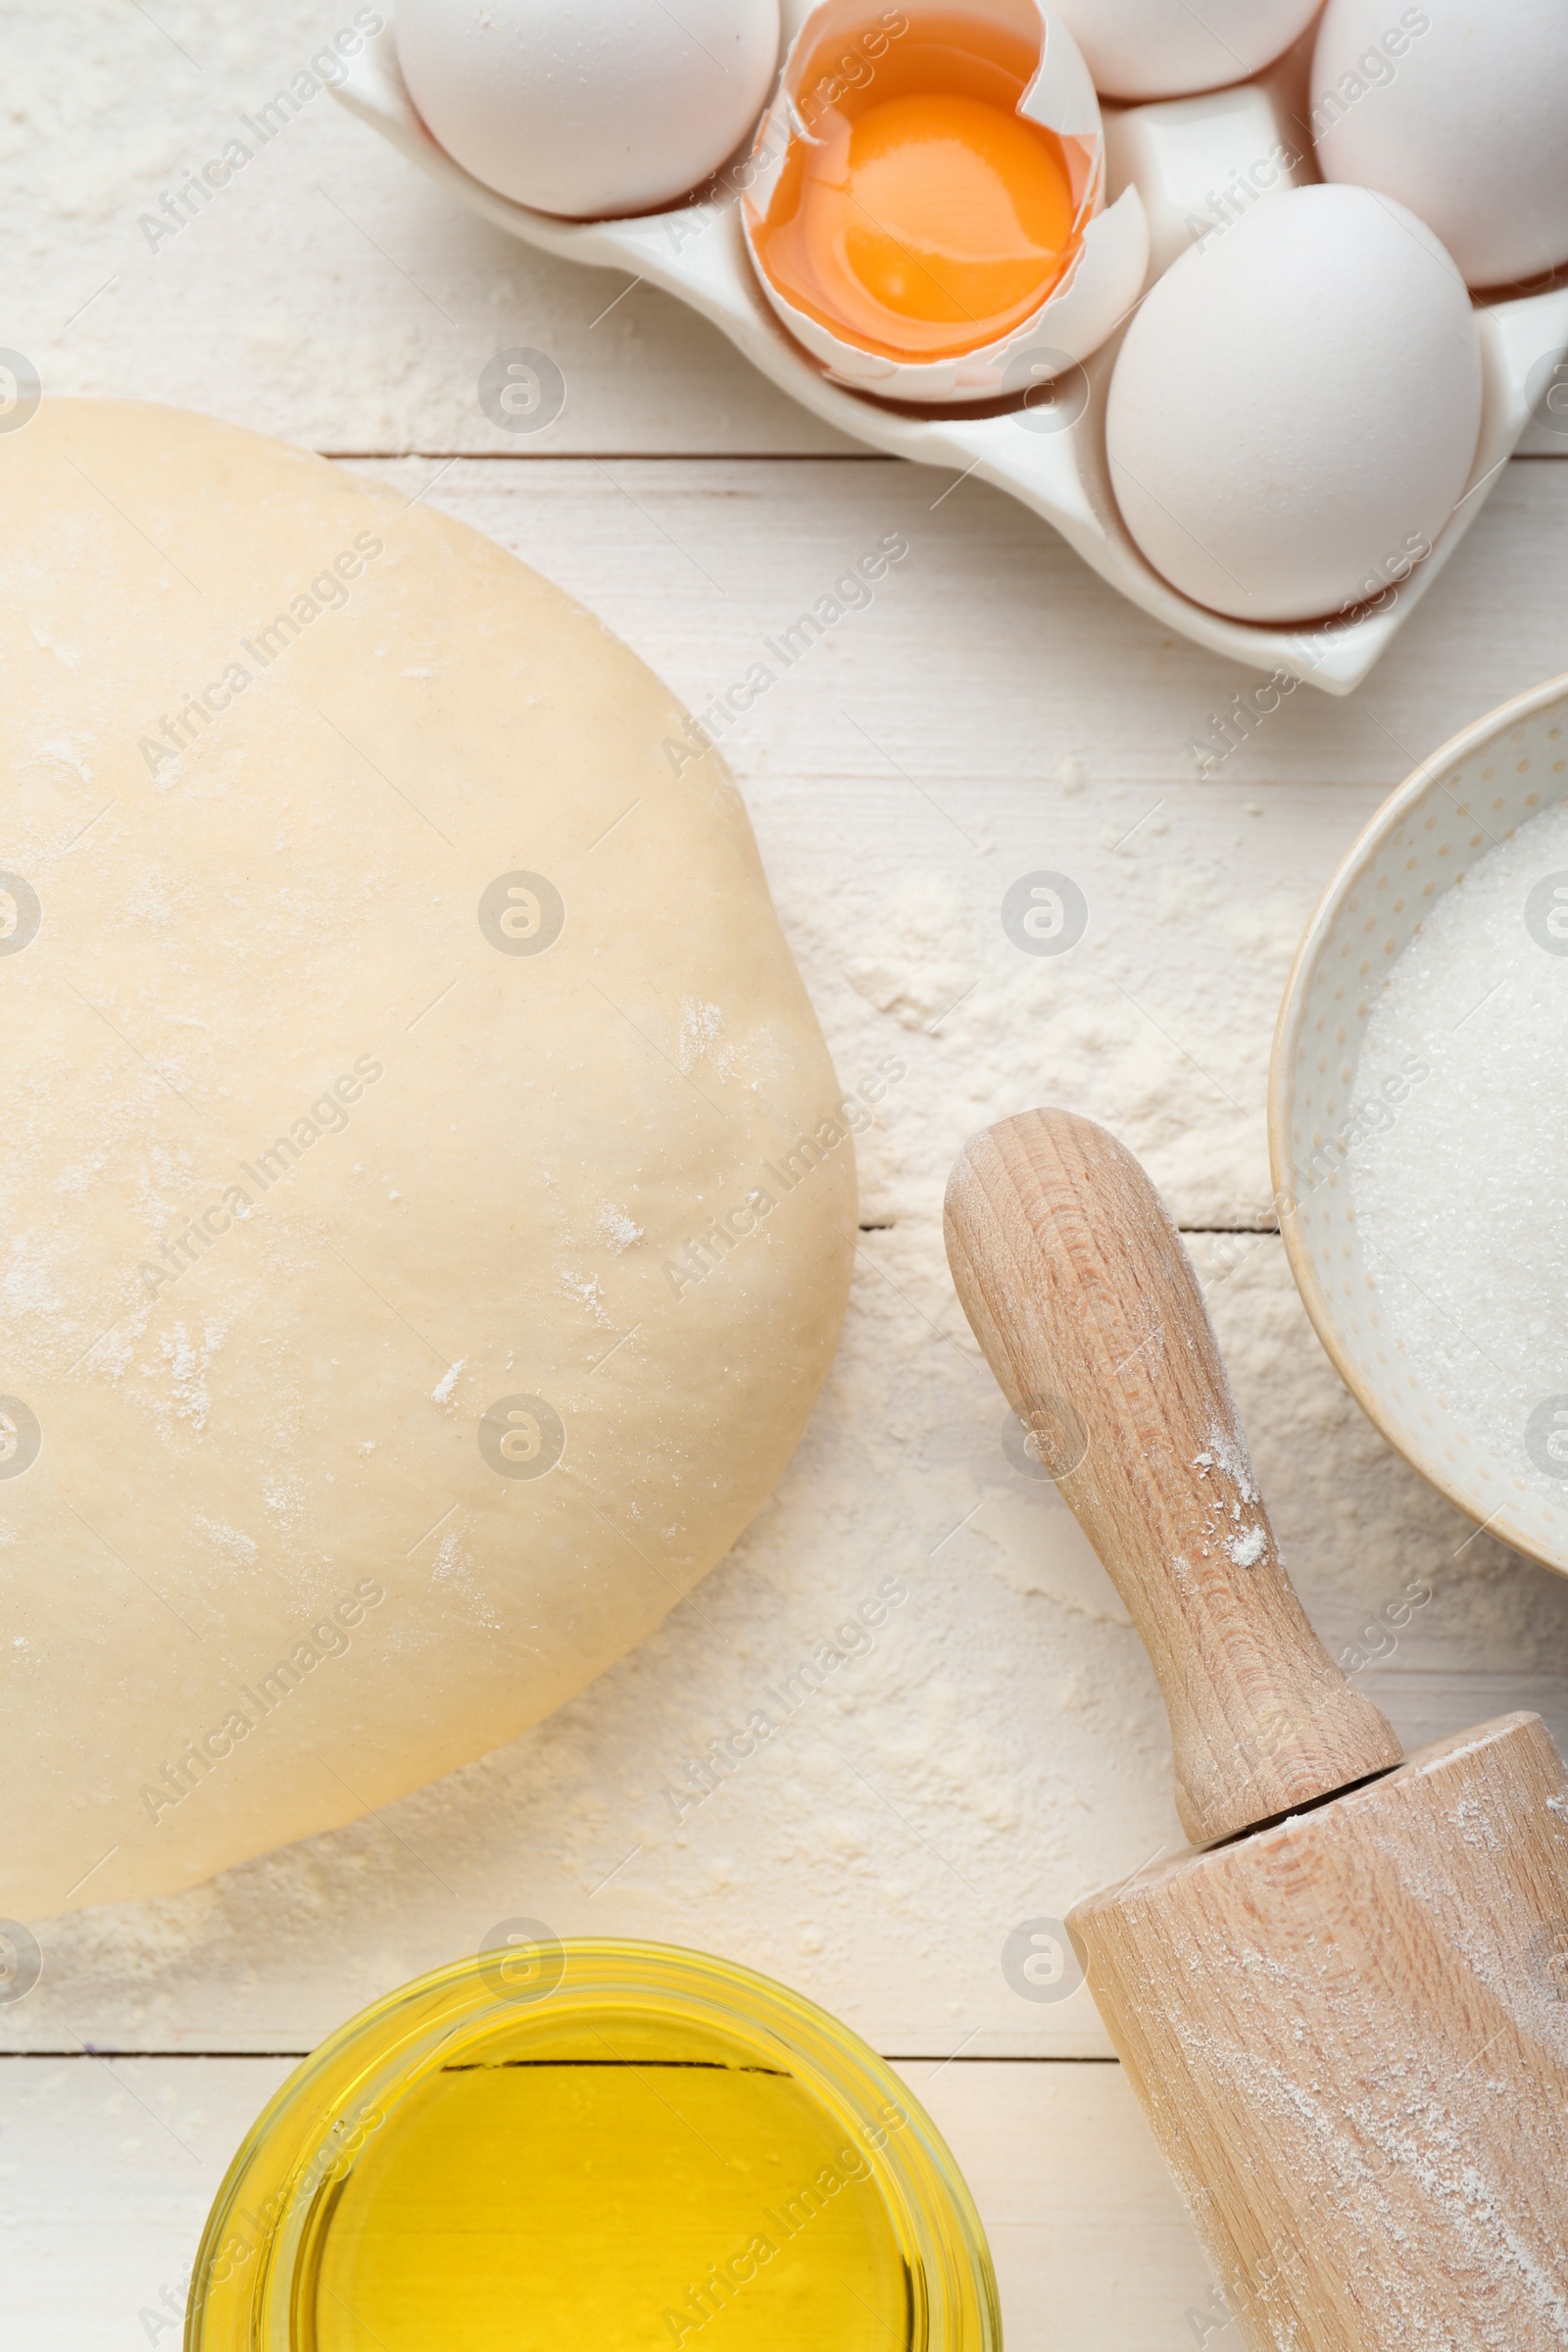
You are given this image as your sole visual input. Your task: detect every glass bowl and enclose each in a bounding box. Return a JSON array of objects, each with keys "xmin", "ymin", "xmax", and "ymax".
[{"xmin": 186, "ymin": 1936, "xmax": 1001, "ymax": 2351}]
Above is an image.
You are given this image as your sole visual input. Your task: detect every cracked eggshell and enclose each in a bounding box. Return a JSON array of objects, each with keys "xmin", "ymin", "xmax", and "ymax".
[{"xmin": 741, "ymin": 0, "xmax": 1149, "ymax": 405}]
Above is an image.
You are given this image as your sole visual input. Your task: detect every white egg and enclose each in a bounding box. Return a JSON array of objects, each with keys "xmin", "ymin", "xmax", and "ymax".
[
  {"xmin": 1313, "ymin": 0, "xmax": 1568, "ymax": 288},
  {"xmin": 1050, "ymin": 0, "xmax": 1321, "ymax": 100},
  {"xmin": 396, "ymin": 0, "xmax": 782, "ymax": 220},
  {"xmin": 1105, "ymin": 186, "xmax": 1482, "ymax": 624}
]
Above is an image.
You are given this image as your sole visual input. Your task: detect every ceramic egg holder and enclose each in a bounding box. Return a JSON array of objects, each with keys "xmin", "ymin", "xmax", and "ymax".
[{"xmin": 335, "ymin": 16, "xmax": 1568, "ymax": 695}]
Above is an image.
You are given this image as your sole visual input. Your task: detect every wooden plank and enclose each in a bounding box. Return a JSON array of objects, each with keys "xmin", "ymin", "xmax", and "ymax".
[
  {"xmin": 8, "ymin": 8, "xmax": 849, "ymax": 457},
  {"xmin": 916, "ymin": 2061, "xmax": 1220, "ymax": 2352},
  {"xmin": 7, "ymin": 1235, "xmax": 1565, "ymax": 2059},
  {"xmin": 0, "ymin": 2054, "xmax": 1213, "ymax": 2351},
  {"xmin": 0, "ymin": 2055, "xmax": 298, "ymax": 2349},
  {"xmin": 2, "ymin": 460, "xmax": 1565, "ymax": 2060},
  {"xmin": 15, "ymin": 0, "xmax": 1568, "ymax": 2305},
  {"xmin": 11, "ymin": 3, "xmax": 1564, "ymax": 474},
  {"xmin": 343, "ymin": 453, "xmax": 1568, "ymax": 1234}
]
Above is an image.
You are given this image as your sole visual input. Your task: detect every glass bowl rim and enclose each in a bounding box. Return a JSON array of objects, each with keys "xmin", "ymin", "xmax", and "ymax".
[{"xmin": 186, "ymin": 1935, "xmax": 1002, "ymax": 2352}]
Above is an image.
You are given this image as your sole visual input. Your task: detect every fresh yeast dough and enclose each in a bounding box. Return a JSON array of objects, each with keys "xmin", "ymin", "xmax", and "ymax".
[{"xmin": 0, "ymin": 402, "xmax": 855, "ymax": 1920}]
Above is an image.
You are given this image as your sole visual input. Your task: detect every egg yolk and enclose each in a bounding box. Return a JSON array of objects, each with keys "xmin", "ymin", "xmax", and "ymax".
[{"xmin": 753, "ymin": 20, "xmax": 1081, "ymax": 365}]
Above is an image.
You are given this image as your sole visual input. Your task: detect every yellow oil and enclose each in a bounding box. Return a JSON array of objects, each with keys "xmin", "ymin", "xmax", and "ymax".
[{"xmin": 300, "ymin": 2011, "xmax": 912, "ymax": 2350}]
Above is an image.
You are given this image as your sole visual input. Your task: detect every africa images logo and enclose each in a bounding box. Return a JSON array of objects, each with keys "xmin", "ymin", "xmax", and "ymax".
[
  {"xmin": 1002, "ymin": 872, "xmax": 1089, "ymax": 957},
  {"xmin": 478, "ymin": 871, "xmax": 565, "ymax": 956},
  {"xmin": 0, "ymin": 871, "xmax": 41, "ymax": 954},
  {"xmin": 478, "ymin": 1396, "xmax": 565, "ymax": 1481},
  {"xmin": 0, "ymin": 1399, "xmax": 42, "ymax": 1482}
]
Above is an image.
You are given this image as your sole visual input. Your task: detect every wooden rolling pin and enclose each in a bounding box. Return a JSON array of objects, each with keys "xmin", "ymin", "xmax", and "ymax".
[{"xmin": 946, "ymin": 1107, "xmax": 1568, "ymax": 2351}]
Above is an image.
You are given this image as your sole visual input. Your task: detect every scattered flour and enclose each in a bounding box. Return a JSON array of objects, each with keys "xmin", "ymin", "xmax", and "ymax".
[
  {"xmin": 677, "ymin": 998, "xmax": 736, "ymax": 1077},
  {"xmin": 559, "ymin": 1269, "xmax": 612, "ymax": 1325},
  {"xmin": 1351, "ymin": 800, "xmax": 1568, "ymax": 1500},
  {"xmin": 193, "ymin": 1514, "xmax": 259, "ymax": 1571},
  {"xmin": 158, "ymin": 1318, "xmax": 225, "ymax": 1436},
  {"xmin": 431, "ymin": 1525, "xmax": 503, "ymax": 1633},
  {"xmin": 599, "ymin": 1206, "xmax": 644, "ymax": 1253},
  {"xmin": 1193, "ymin": 1423, "xmax": 1260, "ymax": 1504},
  {"xmin": 8, "ymin": 8, "xmax": 1567, "ymax": 2053}
]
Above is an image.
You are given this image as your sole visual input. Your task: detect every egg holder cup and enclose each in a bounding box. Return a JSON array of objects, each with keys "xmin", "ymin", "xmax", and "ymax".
[
  {"xmin": 336, "ymin": 15, "xmax": 1568, "ymax": 696},
  {"xmin": 1270, "ymin": 670, "xmax": 1568, "ymax": 1574}
]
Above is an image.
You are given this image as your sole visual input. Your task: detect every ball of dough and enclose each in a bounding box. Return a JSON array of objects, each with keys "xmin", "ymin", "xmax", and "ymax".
[
  {"xmin": 396, "ymin": 0, "xmax": 782, "ymax": 219},
  {"xmin": 1312, "ymin": 0, "xmax": 1568, "ymax": 288},
  {"xmin": 1105, "ymin": 186, "xmax": 1482, "ymax": 623},
  {"xmin": 0, "ymin": 401, "xmax": 854, "ymax": 1920},
  {"xmin": 1050, "ymin": 0, "xmax": 1320, "ymax": 100}
]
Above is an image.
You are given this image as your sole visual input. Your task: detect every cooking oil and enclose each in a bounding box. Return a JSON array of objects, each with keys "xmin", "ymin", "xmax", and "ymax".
[
  {"xmin": 303, "ymin": 2014, "xmax": 909, "ymax": 2348},
  {"xmin": 189, "ymin": 1942, "xmax": 999, "ymax": 2352}
]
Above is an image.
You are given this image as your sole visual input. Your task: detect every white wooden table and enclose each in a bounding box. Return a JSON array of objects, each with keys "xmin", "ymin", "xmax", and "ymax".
[{"xmin": 6, "ymin": 7, "xmax": 1568, "ymax": 2345}]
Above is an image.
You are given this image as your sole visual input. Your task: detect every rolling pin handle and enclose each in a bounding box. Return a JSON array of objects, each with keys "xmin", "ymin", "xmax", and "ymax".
[{"xmin": 945, "ymin": 1108, "xmax": 1402, "ymax": 1846}]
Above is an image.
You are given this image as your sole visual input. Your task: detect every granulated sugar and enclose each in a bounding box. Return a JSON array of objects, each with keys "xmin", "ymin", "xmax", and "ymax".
[{"xmin": 1351, "ymin": 798, "xmax": 1568, "ymax": 1497}]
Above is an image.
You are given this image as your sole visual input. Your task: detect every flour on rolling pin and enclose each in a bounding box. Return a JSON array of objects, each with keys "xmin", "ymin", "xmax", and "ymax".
[
  {"xmin": 946, "ymin": 1109, "xmax": 1568, "ymax": 2350},
  {"xmin": 1349, "ymin": 799, "xmax": 1568, "ymax": 1496}
]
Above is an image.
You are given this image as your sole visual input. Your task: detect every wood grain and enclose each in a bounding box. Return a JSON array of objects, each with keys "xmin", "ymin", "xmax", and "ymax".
[
  {"xmin": 10, "ymin": 8, "xmax": 1568, "ymax": 2326},
  {"xmin": 945, "ymin": 1107, "xmax": 1402, "ymax": 1844},
  {"xmin": 0, "ymin": 2053, "xmax": 1216, "ymax": 2352},
  {"xmin": 4, "ymin": 459, "xmax": 1568, "ymax": 2082},
  {"xmin": 943, "ymin": 1109, "xmax": 1568, "ymax": 2344},
  {"xmin": 1071, "ymin": 1713, "xmax": 1568, "ymax": 2352}
]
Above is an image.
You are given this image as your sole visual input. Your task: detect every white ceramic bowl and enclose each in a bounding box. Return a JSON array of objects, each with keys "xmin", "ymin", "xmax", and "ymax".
[{"xmin": 1269, "ymin": 673, "xmax": 1568, "ymax": 1574}]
